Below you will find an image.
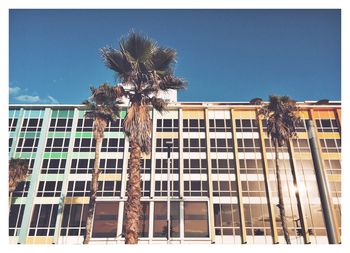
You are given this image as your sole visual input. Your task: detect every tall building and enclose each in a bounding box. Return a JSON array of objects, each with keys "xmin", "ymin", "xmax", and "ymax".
[{"xmin": 8, "ymin": 100, "xmax": 341, "ymax": 244}]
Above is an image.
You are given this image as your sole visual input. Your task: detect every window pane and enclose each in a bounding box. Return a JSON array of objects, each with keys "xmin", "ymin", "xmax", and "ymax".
[
  {"xmin": 92, "ymin": 202, "xmax": 119, "ymax": 238},
  {"xmin": 184, "ymin": 202, "xmax": 209, "ymax": 237}
]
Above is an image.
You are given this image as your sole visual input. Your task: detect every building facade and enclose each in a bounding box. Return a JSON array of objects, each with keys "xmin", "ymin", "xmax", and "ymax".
[{"xmin": 8, "ymin": 101, "xmax": 341, "ymax": 244}]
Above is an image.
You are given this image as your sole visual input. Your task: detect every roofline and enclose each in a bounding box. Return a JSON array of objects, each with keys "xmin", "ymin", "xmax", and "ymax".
[{"xmin": 9, "ymin": 101, "xmax": 341, "ymax": 110}]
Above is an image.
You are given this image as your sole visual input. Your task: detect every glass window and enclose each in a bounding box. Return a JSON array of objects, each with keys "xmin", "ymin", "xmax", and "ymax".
[
  {"xmin": 184, "ymin": 202, "xmax": 209, "ymax": 237},
  {"xmin": 92, "ymin": 202, "xmax": 119, "ymax": 238},
  {"xmin": 153, "ymin": 202, "xmax": 180, "ymax": 237}
]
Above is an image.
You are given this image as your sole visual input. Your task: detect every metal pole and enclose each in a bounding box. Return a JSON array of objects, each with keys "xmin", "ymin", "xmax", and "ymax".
[{"xmin": 306, "ymin": 120, "xmax": 339, "ymax": 244}]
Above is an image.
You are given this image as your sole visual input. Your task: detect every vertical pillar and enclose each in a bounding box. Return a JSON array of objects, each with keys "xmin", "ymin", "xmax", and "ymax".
[
  {"xmin": 287, "ymin": 140, "xmax": 310, "ymax": 244},
  {"xmin": 178, "ymin": 108, "xmax": 184, "ymax": 198},
  {"xmin": 204, "ymin": 108, "xmax": 215, "ymax": 244},
  {"xmin": 53, "ymin": 108, "xmax": 80, "ymax": 244},
  {"xmin": 150, "ymin": 108, "xmax": 157, "ymax": 199},
  {"xmin": 257, "ymin": 117, "xmax": 279, "ymax": 244},
  {"xmin": 178, "ymin": 107, "xmax": 184, "ymax": 243},
  {"xmin": 18, "ymin": 108, "xmax": 51, "ymax": 244},
  {"xmin": 306, "ymin": 119, "xmax": 340, "ymax": 244},
  {"xmin": 230, "ymin": 109, "xmax": 247, "ymax": 244},
  {"xmin": 9, "ymin": 108, "xmax": 24, "ymax": 159}
]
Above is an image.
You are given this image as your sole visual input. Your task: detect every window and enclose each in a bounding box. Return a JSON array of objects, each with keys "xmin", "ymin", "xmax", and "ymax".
[
  {"xmin": 70, "ymin": 159, "xmax": 94, "ymax": 174},
  {"xmin": 37, "ymin": 181, "xmax": 62, "ymax": 197},
  {"xmin": 45, "ymin": 138, "xmax": 70, "ymax": 152},
  {"xmin": 92, "ymin": 202, "xmax": 119, "ymax": 238},
  {"xmin": 21, "ymin": 118, "xmax": 43, "ymax": 132},
  {"xmin": 184, "ymin": 202, "xmax": 209, "ymax": 237},
  {"xmin": 76, "ymin": 118, "xmax": 93, "ymax": 132},
  {"xmin": 73, "ymin": 138, "xmax": 96, "ymax": 152},
  {"xmin": 49, "ymin": 118, "xmax": 73, "ymax": 132},
  {"xmin": 60, "ymin": 204, "xmax": 88, "ymax": 236},
  {"xmin": 183, "ymin": 119, "xmax": 205, "ymax": 132},
  {"xmin": 41, "ymin": 159, "xmax": 66, "ymax": 174},
  {"xmin": 9, "ymin": 118, "xmax": 18, "ymax": 132},
  {"xmin": 16, "ymin": 138, "xmax": 39, "ymax": 152},
  {"xmin": 101, "ymin": 138, "xmax": 125, "ymax": 152},
  {"xmin": 156, "ymin": 119, "xmax": 179, "ymax": 132},
  {"xmin": 29, "ymin": 204, "xmax": 58, "ymax": 236},
  {"xmin": 9, "ymin": 204, "xmax": 25, "ymax": 236},
  {"xmin": 97, "ymin": 180, "xmax": 121, "ymax": 197},
  {"xmin": 153, "ymin": 202, "xmax": 180, "ymax": 237},
  {"xmin": 12, "ymin": 181, "xmax": 30, "ymax": 198},
  {"xmin": 67, "ymin": 181, "xmax": 90, "ymax": 197},
  {"xmin": 214, "ymin": 204, "xmax": 240, "ymax": 236}
]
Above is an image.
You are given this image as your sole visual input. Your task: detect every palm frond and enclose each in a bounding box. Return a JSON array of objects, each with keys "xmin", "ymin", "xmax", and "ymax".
[
  {"xmin": 150, "ymin": 47, "xmax": 176, "ymax": 72},
  {"xmin": 158, "ymin": 76, "xmax": 187, "ymax": 91},
  {"xmin": 100, "ymin": 47, "xmax": 132, "ymax": 80},
  {"xmin": 258, "ymin": 95, "xmax": 300, "ymax": 147},
  {"xmin": 120, "ymin": 32, "xmax": 156, "ymax": 65}
]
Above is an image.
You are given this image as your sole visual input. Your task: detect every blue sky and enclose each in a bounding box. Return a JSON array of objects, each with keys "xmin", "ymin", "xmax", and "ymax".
[{"xmin": 9, "ymin": 9, "xmax": 341, "ymax": 104}]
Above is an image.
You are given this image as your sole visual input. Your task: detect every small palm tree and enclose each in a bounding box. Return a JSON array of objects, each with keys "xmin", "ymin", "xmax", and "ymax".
[
  {"xmin": 101, "ymin": 32, "xmax": 187, "ymax": 244},
  {"xmin": 258, "ymin": 95, "xmax": 299, "ymax": 244},
  {"xmin": 9, "ymin": 158, "xmax": 29, "ymax": 210},
  {"xmin": 82, "ymin": 83, "xmax": 121, "ymax": 244}
]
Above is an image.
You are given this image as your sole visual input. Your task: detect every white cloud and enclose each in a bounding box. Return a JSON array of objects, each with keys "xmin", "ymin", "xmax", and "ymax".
[
  {"xmin": 47, "ymin": 96, "xmax": 59, "ymax": 104},
  {"xmin": 9, "ymin": 85, "xmax": 59, "ymax": 104},
  {"xmin": 15, "ymin": 95, "xmax": 40, "ymax": 103},
  {"xmin": 9, "ymin": 86, "xmax": 21, "ymax": 95}
]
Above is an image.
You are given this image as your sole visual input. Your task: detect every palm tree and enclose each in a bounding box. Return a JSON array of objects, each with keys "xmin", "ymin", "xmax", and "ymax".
[
  {"xmin": 258, "ymin": 95, "xmax": 299, "ymax": 244},
  {"xmin": 9, "ymin": 158, "xmax": 29, "ymax": 210},
  {"xmin": 101, "ymin": 32, "xmax": 187, "ymax": 244},
  {"xmin": 82, "ymin": 83, "xmax": 121, "ymax": 244}
]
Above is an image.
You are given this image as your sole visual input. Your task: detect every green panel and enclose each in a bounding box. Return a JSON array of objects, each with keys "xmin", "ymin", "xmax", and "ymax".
[
  {"xmin": 72, "ymin": 152, "xmax": 95, "ymax": 159},
  {"xmin": 23, "ymin": 110, "xmax": 44, "ymax": 118},
  {"xmin": 43, "ymin": 152, "xmax": 68, "ymax": 159},
  {"xmin": 51, "ymin": 110, "xmax": 58, "ymax": 118},
  {"xmin": 51, "ymin": 110, "xmax": 74, "ymax": 118},
  {"xmin": 75, "ymin": 132, "xmax": 93, "ymax": 138},
  {"xmin": 19, "ymin": 132, "xmax": 41, "ymax": 138},
  {"xmin": 39, "ymin": 174, "xmax": 65, "ymax": 181},
  {"xmin": 14, "ymin": 153, "xmax": 35, "ymax": 159},
  {"xmin": 78, "ymin": 110, "xmax": 86, "ymax": 118},
  {"xmin": 105, "ymin": 132, "xmax": 125, "ymax": 138},
  {"xmin": 120, "ymin": 110, "xmax": 126, "ymax": 119},
  {"xmin": 9, "ymin": 109, "xmax": 20, "ymax": 118},
  {"xmin": 47, "ymin": 132, "xmax": 71, "ymax": 138},
  {"xmin": 9, "ymin": 132, "xmax": 16, "ymax": 138},
  {"xmin": 13, "ymin": 197, "xmax": 26, "ymax": 205}
]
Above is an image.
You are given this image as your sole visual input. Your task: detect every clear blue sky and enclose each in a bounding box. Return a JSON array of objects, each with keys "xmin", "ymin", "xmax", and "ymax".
[{"xmin": 9, "ymin": 9, "xmax": 341, "ymax": 104}]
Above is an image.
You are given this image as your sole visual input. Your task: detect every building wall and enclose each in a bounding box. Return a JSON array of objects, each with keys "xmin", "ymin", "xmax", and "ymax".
[{"xmin": 8, "ymin": 103, "xmax": 341, "ymax": 244}]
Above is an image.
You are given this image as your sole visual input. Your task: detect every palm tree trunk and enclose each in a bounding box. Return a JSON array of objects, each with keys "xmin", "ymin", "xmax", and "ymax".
[
  {"xmin": 125, "ymin": 140, "xmax": 142, "ymax": 244},
  {"xmin": 274, "ymin": 139, "xmax": 291, "ymax": 244},
  {"xmin": 83, "ymin": 136, "xmax": 102, "ymax": 244}
]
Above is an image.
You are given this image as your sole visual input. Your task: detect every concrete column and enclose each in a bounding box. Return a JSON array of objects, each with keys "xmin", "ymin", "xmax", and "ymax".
[
  {"xmin": 257, "ymin": 117, "xmax": 279, "ymax": 244},
  {"xmin": 53, "ymin": 108, "xmax": 80, "ymax": 244},
  {"xmin": 18, "ymin": 108, "xmax": 51, "ymax": 244},
  {"xmin": 306, "ymin": 119, "xmax": 339, "ymax": 244},
  {"xmin": 204, "ymin": 108, "xmax": 216, "ymax": 244},
  {"xmin": 230, "ymin": 109, "xmax": 247, "ymax": 244}
]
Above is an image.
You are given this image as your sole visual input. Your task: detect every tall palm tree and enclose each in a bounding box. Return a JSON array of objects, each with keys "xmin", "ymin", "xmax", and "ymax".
[
  {"xmin": 101, "ymin": 32, "xmax": 187, "ymax": 244},
  {"xmin": 82, "ymin": 83, "xmax": 120, "ymax": 244},
  {"xmin": 258, "ymin": 95, "xmax": 299, "ymax": 244},
  {"xmin": 9, "ymin": 158, "xmax": 29, "ymax": 210}
]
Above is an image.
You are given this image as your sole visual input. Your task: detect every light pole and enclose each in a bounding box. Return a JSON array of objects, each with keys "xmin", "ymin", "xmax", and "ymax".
[{"xmin": 165, "ymin": 140, "xmax": 172, "ymax": 243}]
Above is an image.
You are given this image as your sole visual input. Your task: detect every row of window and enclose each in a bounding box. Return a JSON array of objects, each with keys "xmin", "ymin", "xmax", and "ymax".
[{"xmin": 10, "ymin": 201, "xmax": 209, "ymax": 238}]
